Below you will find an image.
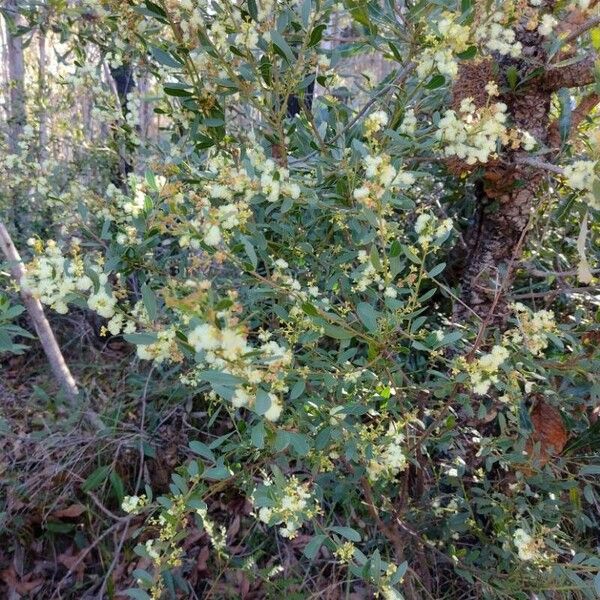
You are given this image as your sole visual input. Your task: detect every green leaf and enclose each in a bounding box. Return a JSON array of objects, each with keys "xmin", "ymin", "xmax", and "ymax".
[
  {"xmin": 580, "ymin": 465, "xmax": 600, "ymax": 475},
  {"xmin": 369, "ymin": 548, "xmax": 382, "ymax": 578},
  {"xmin": 594, "ymin": 571, "xmax": 600, "ymax": 595},
  {"xmin": 300, "ymin": 0, "xmax": 312, "ymax": 27},
  {"xmin": 519, "ymin": 403, "xmax": 533, "ymax": 433},
  {"xmin": 255, "ymin": 388, "xmax": 272, "ymax": 415},
  {"xmin": 46, "ymin": 521, "xmax": 75, "ymax": 533},
  {"xmin": 144, "ymin": 0, "xmax": 167, "ymax": 18},
  {"xmin": 410, "ymin": 316, "xmax": 427, "ymax": 333},
  {"xmin": 387, "ymin": 42, "xmax": 403, "ymax": 63},
  {"xmin": 288, "ymin": 432, "xmax": 309, "ymax": 455},
  {"xmin": 356, "ymin": 302, "xmax": 379, "ymax": 332},
  {"xmin": 123, "ymin": 332, "xmax": 158, "ymax": 345},
  {"xmin": 198, "ymin": 370, "xmax": 245, "ymax": 386},
  {"xmin": 270, "ymin": 31, "xmax": 295, "ymax": 63},
  {"xmin": 149, "ymin": 46, "xmax": 182, "ymax": 69},
  {"xmin": 370, "ymin": 245, "xmax": 381, "ymax": 270},
  {"xmin": 132, "ymin": 569, "xmax": 154, "ymax": 587},
  {"xmin": 323, "ymin": 324, "xmax": 354, "ymax": 340},
  {"xmin": 189, "ymin": 441, "xmax": 216, "ymax": 462},
  {"xmin": 329, "ymin": 526, "xmax": 361, "ymax": 541},
  {"xmin": 163, "ymin": 85, "xmax": 193, "ymax": 97},
  {"xmin": 82, "ymin": 466, "xmax": 110, "ymax": 492},
  {"xmin": 506, "ymin": 66, "xmax": 519, "ymax": 90},
  {"xmin": 390, "ymin": 561, "xmax": 408, "ymax": 584},
  {"xmin": 403, "ymin": 245, "xmax": 420, "ymax": 264},
  {"xmin": 0, "ymin": 330, "xmax": 14, "ymax": 351},
  {"xmin": 251, "ymin": 421, "xmax": 266, "ymax": 449},
  {"xmin": 302, "ymin": 302, "xmax": 319, "ymax": 316},
  {"xmin": 274, "ymin": 430, "xmax": 290, "ymax": 451},
  {"xmin": 3, "ymin": 304, "xmax": 25, "ymax": 319},
  {"xmin": 557, "ymin": 88, "xmax": 572, "ymax": 144},
  {"xmin": 347, "ymin": 1, "xmax": 375, "ymax": 32},
  {"xmin": 591, "ymin": 27, "xmax": 600, "ymax": 51},
  {"xmin": 457, "ymin": 46, "xmax": 477, "ymax": 60},
  {"xmin": 308, "ymin": 24, "xmax": 327, "ymax": 48},
  {"xmin": 426, "ymin": 74, "xmax": 445, "ymax": 89},
  {"xmin": 240, "ymin": 236, "xmax": 258, "ymax": 269},
  {"xmin": 437, "ymin": 330, "xmax": 462, "ymax": 347},
  {"xmin": 593, "ymin": 178, "xmax": 600, "ymax": 205},
  {"xmin": 109, "ymin": 471, "xmax": 125, "ymax": 503},
  {"xmin": 303, "ymin": 534, "xmax": 326, "ymax": 559},
  {"xmin": 427, "ymin": 262, "xmax": 446, "ymax": 278},
  {"xmin": 187, "ymin": 460, "xmax": 199, "ymax": 477},
  {"xmin": 203, "ymin": 459, "xmax": 231, "ymax": 480},
  {"xmin": 290, "ymin": 379, "xmax": 305, "ymax": 400},
  {"xmin": 125, "ymin": 589, "xmax": 152, "ymax": 600},
  {"xmin": 203, "ymin": 117, "xmax": 225, "ymax": 127},
  {"xmin": 247, "ymin": 0, "xmax": 258, "ymax": 20},
  {"xmin": 141, "ymin": 284, "xmax": 158, "ymax": 322}
]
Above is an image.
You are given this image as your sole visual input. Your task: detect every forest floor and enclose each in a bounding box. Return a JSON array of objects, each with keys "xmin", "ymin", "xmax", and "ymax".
[{"xmin": 0, "ymin": 313, "xmax": 363, "ymax": 599}]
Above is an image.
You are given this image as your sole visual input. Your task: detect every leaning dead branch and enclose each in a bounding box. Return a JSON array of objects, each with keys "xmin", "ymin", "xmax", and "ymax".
[{"xmin": 0, "ymin": 221, "xmax": 104, "ymax": 430}]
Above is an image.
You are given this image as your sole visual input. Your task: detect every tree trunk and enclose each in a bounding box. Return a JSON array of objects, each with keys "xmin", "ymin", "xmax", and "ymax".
[
  {"xmin": 456, "ymin": 172, "xmax": 543, "ymax": 323},
  {"xmin": 454, "ymin": 24, "xmax": 554, "ymax": 324},
  {"xmin": 4, "ymin": 0, "xmax": 28, "ymax": 234},
  {"xmin": 37, "ymin": 30, "xmax": 48, "ymax": 161},
  {"xmin": 5, "ymin": 0, "xmax": 26, "ymax": 155},
  {"xmin": 108, "ymin": 62, "xmax": 136, "ymax": 186}
]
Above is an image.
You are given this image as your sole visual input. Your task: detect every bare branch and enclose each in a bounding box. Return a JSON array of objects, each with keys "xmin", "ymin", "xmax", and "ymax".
[
  {"xmin": 544, "ymin": 53, "xmax": 598, "ymax": 90},
  {"xmin": 514, "ymin": 156, "xmax": 565, "ymax": 174},
  {"xmin": 562, "ymin": 14, "xmax": 600, "ymax": 46},
  {"xmin": 290, "ymin": 61, "xmax": 415, "ymax": 165},
  {"xmin": 0, "ymin": 221, "xmax": 104, "ymax": 430}
]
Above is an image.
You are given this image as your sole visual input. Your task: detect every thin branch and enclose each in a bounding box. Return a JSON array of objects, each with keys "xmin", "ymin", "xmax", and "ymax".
[
  {"xmin": 562, "ymin": 15, "xmax": 600, "ymax": 46},
  {"xmin": 290, "ymin": 61, "xmax": 415, "ymax": 165},
  {"xmin": 513, "ymin": 156, "xmax": 564, "ymax": 174},
  {"xmin": 544, "ymin": 53, "xmax": 598, "ymax": 90},
  {"xmin": 512, "ymin": 287, "xmax": 598, "ymax": 299},
  {"xmin": 521, "ymin": 262, "xmax": 600, "ymax": 277}
]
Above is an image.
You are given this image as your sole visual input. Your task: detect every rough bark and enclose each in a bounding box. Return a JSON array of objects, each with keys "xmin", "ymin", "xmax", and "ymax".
[
  {"xmin": 454, "ymin": 6, "xmax": 596, "ymax": 323},
  {"xmin": 456, "ymin": 170, "xmax": 543, "ymax": 322},
  {"xmin": 544, "ymin": 53, "xmax": 598, "ymax": 90}
]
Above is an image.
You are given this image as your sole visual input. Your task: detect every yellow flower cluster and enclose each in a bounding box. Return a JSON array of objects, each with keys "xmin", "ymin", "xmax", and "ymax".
[
  {"xmin": 416, "ymin": 8, "xmax": 521, "ymax": 82},
  {"xmin": 505, "ymin": 303, "xmax": 557, "ymax": 356},
  {"xmin": 22, "ymin": 241, "xmax": 121, "ymax": 323},
  {"xmin": 513, "ymin": 528, "xmax": 544, "ymax": 561},
  {"xmin": 182, "ymin": 300, "xmax": 292, "ymax": 420},
  {"xmin": 461, "ymin": 345, "xmax": 510, "ymax": 395},
  {"xmin": 365, "ymin": 421, "xmax": 409, "ymax": 482},
  {"xmin": 353, "ymin": 152, "xmax": 415, "ymax": 208},
  {"xmin": 414, "ymin": 212, "xmax": 453, "ymax": 247},
  {"xmin": 256, "ymin": 476, "xmax": 320, "ymax": 539},
  {"xmin": 436, "ymin": 99, "xmax": 508, "ymax": 165},
  {"xmin": 121, "ymin": 494, "xmax": 147, "ymax": 514},
  {"xmin": 563, "ymin": 160, "xmax": 598, "ymax": 208}
]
